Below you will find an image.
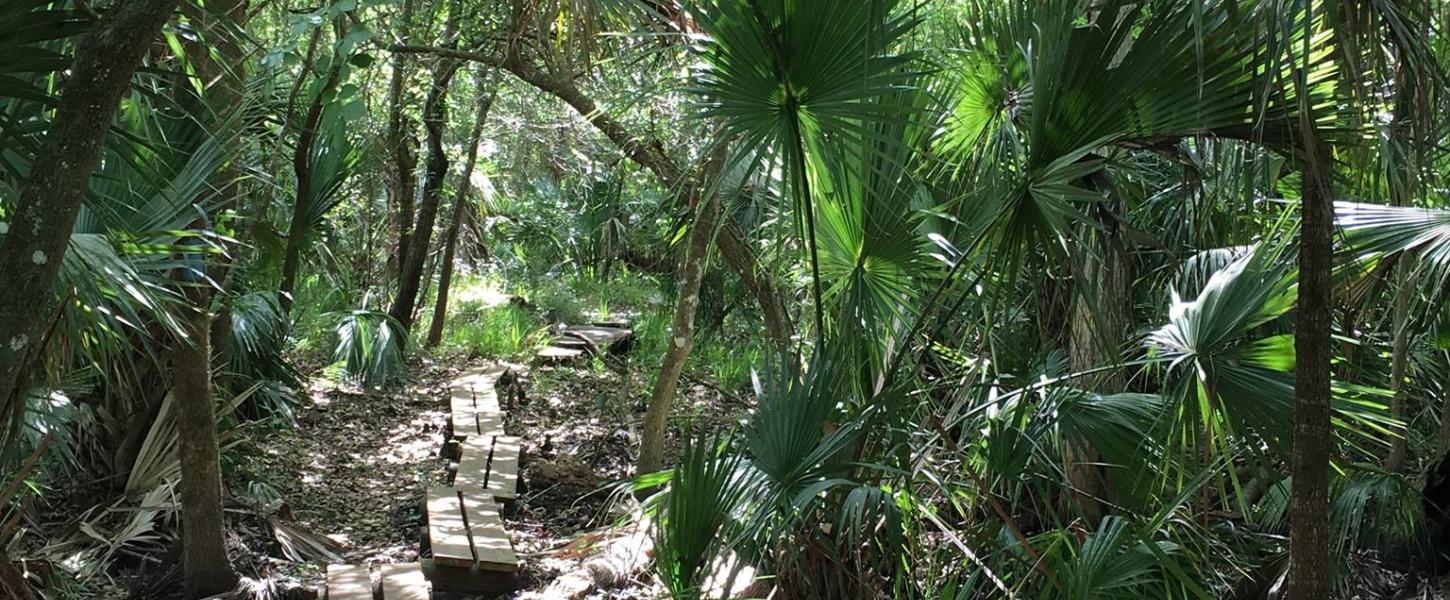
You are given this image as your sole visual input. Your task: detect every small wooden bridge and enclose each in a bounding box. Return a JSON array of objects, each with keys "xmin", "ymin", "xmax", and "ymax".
[{"xmin": 322, "ymin": 366, "xmax": 523, "ymax": 598}]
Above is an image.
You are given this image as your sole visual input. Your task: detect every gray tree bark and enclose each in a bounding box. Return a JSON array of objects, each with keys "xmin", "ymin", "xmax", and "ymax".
[
  {"xmin": 0, "ymin": 0, "xmax": 181, "ymax": 428},
  {"xmin": 637, "ymin": 192, "xmax": 720, "ymax": 475}
]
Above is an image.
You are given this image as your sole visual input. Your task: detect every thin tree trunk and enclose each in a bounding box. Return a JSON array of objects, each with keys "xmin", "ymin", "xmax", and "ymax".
[
  {"xmin": 427, "ymin": 75, "xmax": 496, "ymax": 348},
  {"xmin": 1288, "ymin": 120, "xmax": 1334, "ymax": 600},
  {"xmin": 1385, "ymin": 259, "xmax": 1413, "ymax": 471},
  {"xmin": 715, "ymin": 223, "xmax": 792, "ymax": 347},
  {"xmin": 171, "ymin": 0, "xmax": 250, "ymax": 591},
  {"xmin": 385, "ymin": 0, "xmax": 419, "ymax": 282},
  {"xmin": 279, "ymin": 58, "xmax": 342, "ymax": 313},
  {"xmin": 171, "ymin": 288, "xmax": 236, "ymax": 597},
  {"xmin": 0, "ymin": 0, "xmax": 180, "ymax": 416},
  {"xmin": 390, "ymin": 61, "xmax": 460, "ymax": 331},
  {"xmin": 637, "ymin": 192, "xmax": 720, "ymax": 475}
]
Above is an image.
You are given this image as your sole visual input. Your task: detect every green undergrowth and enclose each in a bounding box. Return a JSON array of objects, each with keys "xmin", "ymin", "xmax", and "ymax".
[{"xmin": 431, "ymin": 270, "xmax": 767, "ymax": 393}]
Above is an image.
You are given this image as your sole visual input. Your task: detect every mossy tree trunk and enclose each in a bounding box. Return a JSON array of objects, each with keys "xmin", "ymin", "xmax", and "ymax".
[{"xmin": 0, "ymin": 0, "xmax": 181, "ymax": 432}]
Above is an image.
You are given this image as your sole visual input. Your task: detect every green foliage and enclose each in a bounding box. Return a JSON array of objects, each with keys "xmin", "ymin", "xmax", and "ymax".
[
  {"xmin": 653, "ymin": 435, "xmax": 750, "ymax": 599},
  {"xmin": 443, "ymin": 303, "xmax": 549, "ymax": 359},
  {"xmin": 332, "ymin": 310, "xmax": 406, "ymax": 388}
]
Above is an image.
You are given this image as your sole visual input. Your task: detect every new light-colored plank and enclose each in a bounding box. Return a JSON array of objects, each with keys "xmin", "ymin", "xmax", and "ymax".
[
  {"xmin": 484, "ymin": 436, "xmax": 519, "ymax": 499},
  {"xmin": 475, "ymin": 411, "xmax": 505, "ymax": 437},
  {"xmin": 460, "ymin": 493, "xmax": 519, "ymax": 572},
  {"xmin": 455, "ymin": 436, "xmax": 520, "ymax": 500},
  {"xmin": 426, "ymin": 488, "xmax": 475, "ymax": 568},
  {"xmin": 379, "ymin": 563, "xmax": 430, "ymax": 600},
  {"xmin": 326, "ymin": 564, "xmax": 372, "ymax": 600}
]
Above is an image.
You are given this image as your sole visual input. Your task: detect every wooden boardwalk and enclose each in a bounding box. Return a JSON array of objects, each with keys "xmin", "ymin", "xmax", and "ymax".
[
  {"xmin": 325, "ymin": 365, "xmax": 522, "ymax": 597},
  {"xmin": 535, "ymin": 323, "xmax": 632, "ymax": 364}
]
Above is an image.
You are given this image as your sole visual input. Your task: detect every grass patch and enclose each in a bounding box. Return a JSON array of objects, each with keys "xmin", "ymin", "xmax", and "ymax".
[{"xmin": 443, "ymin": 303, "xmax": 550, "ymax": 359}]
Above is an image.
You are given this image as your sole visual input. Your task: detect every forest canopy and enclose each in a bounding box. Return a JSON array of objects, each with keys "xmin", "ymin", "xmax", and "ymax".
[{"xmin": 1, "ymin": 0, "xmax": 1449, "ymax": 598}]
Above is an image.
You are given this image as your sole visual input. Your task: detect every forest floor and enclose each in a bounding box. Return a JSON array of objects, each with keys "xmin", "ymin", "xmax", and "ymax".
[{"xmin": 245, "ymin": 354, "xmax": 742, "ymax": 599}]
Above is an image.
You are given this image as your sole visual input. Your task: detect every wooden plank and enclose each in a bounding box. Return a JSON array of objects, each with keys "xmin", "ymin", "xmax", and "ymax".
[
  {"xmin": 450, "ymin": 390, "xmax": 480, "ymax": 437},
  {"xmin": 537, "ymin": 346, "xmax": 584, "ymax": 361},
  {"xmin": 484, "ymin": 436, "xmax": 520, "ymax": 499},
  {"xmin": 326, "ymin": 564, "xmax": 373, "ymax": 600},
  {"xmin": 450, "ymin": 388, "xmax": 503, "ymax": 439},
  {"xmin": 455, "ymin": 436, "xmax": 520, "ymax": 500},
  {"xmin": 460, "ymin": 493, "xmax": 519, "ymax": 572},
  {"xmin": 379, "ymin": 563, "xmax": 429, "ymax": 600},
  {"xmin": 418, "ymin": 558, "xmax": 520, "ymax": 595},
  {"xmin": 426, "ymin": 488, "xmax": 475, "ymax": 568},
  {"xmin": 561, "ymin": 326, "xmax": 629, "ymax": 344}
]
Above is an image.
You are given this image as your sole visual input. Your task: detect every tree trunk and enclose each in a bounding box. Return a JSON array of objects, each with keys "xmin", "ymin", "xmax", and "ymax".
[
  {"xmin": 1065, "ymin": 216, "xmax": 1130, "ymax": 521},
  {"xmin": 279, "ymin": 59, "xmax": 342, "ymax": 313},
  {"xmin": 385, "ymin": 0, "xmax": 419, "ymax": 282},
  {"xmin": 637, "ymin": 192, "xmax": 720, "ymax": 476},
  {"xmin": 172, "ymin": 288, "xmax": 237, "ymax": 597},
  {"xmin": 390, "ymin": 62, "xmax": 459, "ymax": 331},
  {"xmin": 715, "ymin": 222, "xmax": 792, "ymax": 347},
  {"xmin": 427, "ymin": 75, "xmax": 496, "ymax": 348},
  {"xmin": 0, "ymin": 0, "xmax": 180, "ymax": 415},
  {"xmin": 1288, "ymin": 123, "xmax": 1334, "ymax": 600},
  {"xmin": 171, "ymin": 0, "xmax": 250, "ymax": 591}
]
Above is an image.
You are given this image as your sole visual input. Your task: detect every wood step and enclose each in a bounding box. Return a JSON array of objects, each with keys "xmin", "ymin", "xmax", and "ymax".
[
  {"xmin": 326, "ymin": 563, "xmax": 431, "ymax": 600},
  {"xmin": 557, "ymin": 325, "xmax": 632, "ymax": 347},
  {"xmin": 380, "ymin": 563, "xmax": 430, "ymax": 600},
  {"xmin": 453, "ymin": 435, "xmax": 520, "ymax": 500},
  {"xmin": 426, "ymin": 487, "xmax": 519, "ymax": 573},
  {"xmin": 325, "ymin": 564, "xmax": 372, "ymax": 600}
]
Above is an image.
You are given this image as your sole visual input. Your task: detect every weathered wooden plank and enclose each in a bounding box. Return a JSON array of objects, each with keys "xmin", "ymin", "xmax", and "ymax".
[
  {"xmin": 418, "ymin": 558, "xmax": 520, "ymax": 595},
  {"xmin": 450, "ymin": 393, "xmax": 480, "ymax": 438},
  {"xmin": 558, "ymin": 326, "xmax": 630, "ymax": 346},
  {"xmin": 460, "ymin": 493, "xmax": 518, "ymax": 572},
  {"xmin": 379, "ymin": 563, "xmax": 429, "ymax": 600},
  {"xmin": 426, "ymin": 488, "xmax": 475, "ymax": 568},
  {"xmin": 325, "ymin": 564, "xmax": 373, "ymax": 600},
  {"xmin": 537, "ymin": 346, "xmax": 584, "ymax": 362},
  {"xmin": 455, "ymin": 436, "xmax": 520, "ymax": 500}
]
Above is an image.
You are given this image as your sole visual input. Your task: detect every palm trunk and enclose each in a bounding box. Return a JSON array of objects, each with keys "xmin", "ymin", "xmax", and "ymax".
[
  {"xmin": 172, "ymin": 288, "xmax": 236, "ymax": 596},
  {"xmin": 1385, "ymin": 259, "xmax": 1413, "ymax": 471},
  {"xmin": 1288, "ymin": 122, "xmax": 1334, "ymax": 600},
  {"xmin": 1065, "ymin": 204, "xmax": 1130, "ymax": 522},
  {"xmin": 170, "ymin": 0, "xmax": 250, "ymax": 590},
  {"xmin": 390, "ymin": 62, "xmax": 459, "ymax": 331},
  {"xmin": 0, "ymin": 0, "xmax": 180, "ymax": 420},
  {"xmin": 427, "ymin": 76, "xmax": 496, "ymax": 348}
]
